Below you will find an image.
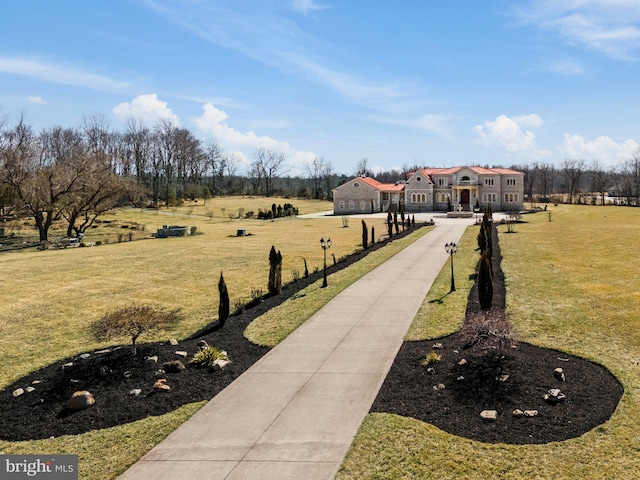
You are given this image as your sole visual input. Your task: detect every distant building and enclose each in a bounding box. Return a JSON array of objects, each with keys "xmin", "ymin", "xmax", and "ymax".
[{"xmin": 332, "ymin": 166, "xmax": 524, "ymax": 214}]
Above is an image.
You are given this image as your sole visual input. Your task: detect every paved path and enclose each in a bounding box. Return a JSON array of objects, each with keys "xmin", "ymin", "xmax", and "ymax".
[{"xmin": 119, "ymin": 218, "xmax": 472, "ymax": 480}]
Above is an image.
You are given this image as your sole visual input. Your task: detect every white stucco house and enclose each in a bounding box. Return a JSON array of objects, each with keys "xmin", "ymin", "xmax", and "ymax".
[{"xmin": 332, "ymin": 166, "xmax": 524, "ymax": 214}]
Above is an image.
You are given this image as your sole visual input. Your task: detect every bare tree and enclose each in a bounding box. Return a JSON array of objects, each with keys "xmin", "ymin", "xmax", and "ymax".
[
  {"xmin": 355, "ymin": 157, "xmax": 372, "ymax": 177},
  {"xmin": 590, "ymin": 160, "xmax": 609, "ymax": 205},
  {"xmin": 305, "ymin": 156, "xmax": 327, "ymax": 199},
  {"xmin": 252, "ymin": 147, "xmax": 288, "ymax": 196},
  {"xmin": 562, "ymin": 159, "xmax": 586, "ymax": 204}
]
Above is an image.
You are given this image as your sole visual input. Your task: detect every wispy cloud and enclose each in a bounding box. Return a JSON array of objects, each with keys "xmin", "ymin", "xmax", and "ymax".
[
  {"xmin": 0, "ymin": 56, "xmax": 131, "ymax": 90},
  {"xmin": 514, "ymin": 1, "xmax": 640, "ymax": 60},
  {"xmin": 140, "ymin": 0, "xmax": 411, "ymax": 112},
  {"xmin": 291, "ymin": 0, "xmax": 330, "ymax": 15},
  {"xmin": 25, "ymin": 96, "xmax": 46, "ymax": 105}
]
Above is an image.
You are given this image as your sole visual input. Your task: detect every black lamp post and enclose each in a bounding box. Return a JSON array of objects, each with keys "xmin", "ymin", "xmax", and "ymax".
[
  {"xmin": 445, "ymin": 242, "xmax": 457, "ymax": 292},
  {"xmin": 320, "ymin": 237, "xmax": 332, "ymax": 288}
]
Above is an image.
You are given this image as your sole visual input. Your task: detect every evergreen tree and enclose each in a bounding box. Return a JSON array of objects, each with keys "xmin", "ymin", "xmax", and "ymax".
[
  {"xmin": 478, "ymin": 251, "xmax": 493, "ymax": 310},
  {"xmin": 361, "ymin": 220, "xmax": 368, "ymax": 249},
  {"xmin": 268, "ymin": 246, "xmax": 283, "ymax": 295},
  {"xmin": 218, "ymin": 272, "xmax": 230, "ymax": 326}
]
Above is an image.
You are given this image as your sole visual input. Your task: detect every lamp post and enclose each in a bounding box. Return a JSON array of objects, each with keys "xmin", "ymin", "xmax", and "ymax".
[
  {"xmin": 445, "ymin": 242, "xmax": 457, "ymax": 292},
  {"xmin": 320, "ymin": 237, "xmax": 332, "ymax": 288}
]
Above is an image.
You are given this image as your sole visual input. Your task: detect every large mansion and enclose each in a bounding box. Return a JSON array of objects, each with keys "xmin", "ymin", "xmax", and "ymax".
[{"xmin": 332, "ymin": 166, "xmax": 524, "ymax": 214}]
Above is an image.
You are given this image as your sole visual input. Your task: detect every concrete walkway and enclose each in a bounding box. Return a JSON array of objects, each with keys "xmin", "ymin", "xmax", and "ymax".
[{"xmin": 119, "ymin": 218, "xmax": 472, "ymax": 480}]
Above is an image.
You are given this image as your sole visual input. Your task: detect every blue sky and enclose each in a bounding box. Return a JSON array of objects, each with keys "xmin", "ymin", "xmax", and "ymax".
[{"xmin": 1, "ymin": 0, "xmax": 639, "ymax": 175}]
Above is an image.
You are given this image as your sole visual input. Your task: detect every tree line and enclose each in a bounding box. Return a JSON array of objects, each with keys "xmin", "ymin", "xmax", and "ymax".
[{"xmin": 0, "ymin": 114, "xmax": 345, "ymax": 242}]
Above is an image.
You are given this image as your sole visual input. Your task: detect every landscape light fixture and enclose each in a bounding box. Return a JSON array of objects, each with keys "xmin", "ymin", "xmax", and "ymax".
[
  {"xmin": 320, "ymin": 237, "xmax": 332, "ymax": 288},
  {"xmin": 445, "ymin": 242, "xmax": 457, "ymax": 292}
]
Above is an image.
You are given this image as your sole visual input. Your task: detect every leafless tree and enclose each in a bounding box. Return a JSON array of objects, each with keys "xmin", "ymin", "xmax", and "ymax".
[
  {"xmin": 305, "ymin": 156, "xmax": 328, "ymax": 199},
  {"xmin": 562, "ymin": 159, "xmax": 586, "ymax": 204},
  {"xmin": 252, "ymin": 147, "xmax": 288, "ymax": 197},
  {"xmin": 590, "ymin": 160, "xmax": 609, "ymax": 205}
]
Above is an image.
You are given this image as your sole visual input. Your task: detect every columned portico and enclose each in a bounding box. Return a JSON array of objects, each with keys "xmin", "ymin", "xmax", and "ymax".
[{"xmin": 451, "ymin": 184, "xmax": 479, "ymax": 210}]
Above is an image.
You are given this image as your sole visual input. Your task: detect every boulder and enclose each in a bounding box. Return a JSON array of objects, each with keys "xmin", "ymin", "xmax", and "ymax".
[
  {"xmin": 480, "ymin": 410, "xmax": 498, "ymax": 421},
  {"xmin": 512, "ymin": 409, "xmax": 524, "ymax": 418},
  {"xmin": 12, "ymin": 388, "xmax": 24, "ymax": 397},
  {"xmin": 163, "ymin": 360, "xmax": 185, "ymax": 373},
  {"xmin": 153, "ymin": 379, "xmax": 171, "ymax": 392},
  {"xmin": 554, "ymin": 367, "xmax": 566, "ymax": 382},
  {"xmin": 66, "ymin": 391, "xmax": 95, "ymax": 411}
]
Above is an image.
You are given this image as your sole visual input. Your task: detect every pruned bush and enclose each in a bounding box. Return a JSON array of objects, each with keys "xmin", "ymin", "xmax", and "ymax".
[
  {"xmin": 218, "ymin": 272, "xmax": 230, "ymax": 324},
  {"xmin": 478, "ymin": 250, "xmax": 493, "ymax": 310},
  {"xmin": 91, "ymin": 304, "xmax": 182, "ymax": 354},
  {"xmin": 458, "ymin": 309, "xmax": 515, "ymax": 352}
]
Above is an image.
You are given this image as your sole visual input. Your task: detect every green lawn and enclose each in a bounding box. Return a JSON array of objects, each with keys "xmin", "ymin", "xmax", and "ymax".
[{"xmin": 337, "ymin": 205, "xmax": 640, "ymax": 480}]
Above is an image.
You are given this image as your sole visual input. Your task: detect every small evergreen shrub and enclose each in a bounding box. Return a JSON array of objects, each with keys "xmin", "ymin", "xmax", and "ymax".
[
  {"xmin": 422, "ymin": 350, "xmax": 441, "ymax": 366},
  {"xmin": 190, "ymin": 346, "xmax": 225, "ymax": 368}
]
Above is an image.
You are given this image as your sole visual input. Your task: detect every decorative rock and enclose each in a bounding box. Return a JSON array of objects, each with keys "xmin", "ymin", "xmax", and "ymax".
[
  {"xmin": 457, "ymin": 376, "xmax": 465, "ymax": 381},
  {"xmin": 76, "ymin": 353, "xmax": 90, "ymax": 361},
  {"xmin": 25, "ymin": 386, "xmax": 36, "ymax": 393},
  {"xmin": 129, "ymin": 389, "xmax": 142, "ymax": 397},
  {"xmin": 437, "ymin": 383, "xmax": 445, "ymax": 390},
  {"xmin": 146, "ymin": 356, "xmax": 158, "ymax": 363},
  {"xmin": 169, "ymin": 339, "xmax": 179, "ymax": 346},
  {"xmin": 480, "ymin": 410, "xmax": 498, "ymax": 421},
  {"xmin": 453, "ymin": 350, "xmax": 459, "ymax": 354},
  {"xmin": 497, "ymin": 374, "xmax": 510, "ymax": 382},
  {"xmin": 163, "ymin": 360, "xmax": 185, "ymax": 373},
  {"xmin": 99, "ymin": 366, "xmax": 111, "ymax": 377},
  {"xmin": 554, "ymin": 368, "xmax": 566, "ymax": 381},
  {"xmin": 544, "ymin": 389, "xmax": 566, "ymax": 404},
  {"xmin": 426, "ymin": 367, "xmax": 436, "ymax": 375},
  {"xmin": 12, "ymin": 388, "xmax": 25, "ymax": 397},
  {"xmin": 524, "ymin": 410, "xmax": 539, "ymax": 417},
  {"xmin": 31, "ymin": 380, "xmax": 41, "ymax": 384},
  {"xmin": 197, "ymin": 340, "xmax": 210, "ymax": 350},
  {"xmin": 95, "ymin": 349, "xmax": 111, "ymax": 355},
  {"xmin": 153, "ymin": 379, "xmax": 171, "ymax": 392},
  {"xmin": 66, "ymin": 391, "xmax": 95, "ymax": 411},
  {"xmin": 512, "ymin": 409, "xmax": 524, "ymax": 418},
  {"xmin": 62, "ymin": 362, "xmax": 74, "ymax": 369},
  {"xmin": 432, "ymin": 343, "xmax": 444, "ymax": 349},
  {"xmin": 457, "ymin": 359, "xmax": 467, "ymax": 366},
  {"xmin": 123, "ymin": 370, "xmax": 132, "ymax": 378},
  {"xmin": 69, "ymin": 379, "xmax": 80, "ymax": 383},
  {"xmin": 175, "ymin": 351, "xmax": 188, "ymax": 358}
]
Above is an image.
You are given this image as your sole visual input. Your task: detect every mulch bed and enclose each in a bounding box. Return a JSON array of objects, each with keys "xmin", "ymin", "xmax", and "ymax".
[
  {"xmin": 0, "ymin": 224, "xmax": 422, "ymax": 442},
  {"xmin": 0, "ymin": 222, "xmax": 623, "ymax": 444},
  {"xmin": 370, "ymin": 222, "xmax": 623, "ymax": 444}
]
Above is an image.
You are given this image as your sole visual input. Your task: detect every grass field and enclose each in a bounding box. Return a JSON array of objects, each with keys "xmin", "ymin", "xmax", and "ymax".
[
  {"xmin": 337, "ymin": 204, "xmax": 640, "ymax": 480},
  {"xmin": 0, "ymin": 196, "xmax": 424, "ymax": 479}
]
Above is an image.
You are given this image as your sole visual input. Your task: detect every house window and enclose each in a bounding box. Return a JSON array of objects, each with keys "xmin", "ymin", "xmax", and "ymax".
[
  {"xmin": 482, "ymin": 193, "xmax": 487, "ymax": 202},
  {"xmin": 492, "ymin": 193, "xmax": 497, "ymax": 202},
  {"xmin": 485, "ymin": 178, "xmax": 494, "ymax": 186},
  {"xmin": 354, "ymin": 182, "xmax": 360, "ymax": 188},
  {"xmin": 514, "ymin": 193, "xmax": 519, "ymax": 202},
  {"xmin": 416, "ymin": 176, "xmax": 421, "ymax": 182},
  {"xmin": 421, "ymin": 193, "xmax": 426, "ymax": 203},
  {"xmin": 349, "ymin": 201, "xmax": 355, "ymax": 210},
  {"xmin": 506, "ymin": 178, "xmax": 516, "ymax": 186},
  {"xmin": 339, "ymin": 200, "xmax": 345, "ymax": 210},
  {"xmin": 438, "ymin": 178, "xmax": 448, "ymax": 186},
  {"xmin": 360, "ymin": 201, "xmax": 366, "ymax": 211}
]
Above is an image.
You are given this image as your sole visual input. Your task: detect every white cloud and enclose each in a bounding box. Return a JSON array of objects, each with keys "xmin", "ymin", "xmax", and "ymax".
[
  {"xmin": 559, "ymin": 133, "xmax": 639, "ymax": 164},
  {"xmin": 291, "ymin": 0, "xmax": 329, "ymax": 15},
  {"xmin": 514, "ymin": 1, "xmax": 640, "ymax": 60},
  {"xmin": 193, "ymin": 102, "xmax": 316, "ymax": 175},
  {"xmin": 473, "ymin": 114, "xmax": 549, "ymax": 155},
  {"xmin": 25, "ymin": 96, "xmax": 46, "ymax": 104},
  {"xmin": 0, "ymin": 56, "xmax": 130, "ymax": 90},
  {"xmin": 112, "ymin": 94, "xmax": 180, "ymax": 126}
]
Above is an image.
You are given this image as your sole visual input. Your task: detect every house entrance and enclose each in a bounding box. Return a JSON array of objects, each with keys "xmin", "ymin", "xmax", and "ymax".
[{"xmin": 461, "ymin": 189, "xmax": 470, "ymax": 208}]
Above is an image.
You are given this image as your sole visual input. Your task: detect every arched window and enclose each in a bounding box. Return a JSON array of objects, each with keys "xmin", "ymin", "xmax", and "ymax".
[
  {"xmin": 339, "ymin": 200, "xmax": 345, "ymax": 210},
  {"xmin": 514, "ymin": 193, "xmax": 519, "ymax": 202},
  {"xmin": 360, "ymin": 201, "xmax": 366, "ymax": 211},
  {"xmin": 349, "ymin": 201, "xmax": 354, "ymax": 210}
]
